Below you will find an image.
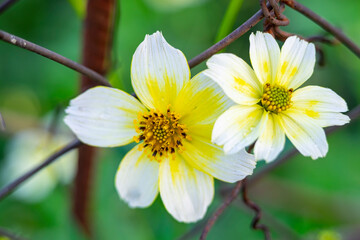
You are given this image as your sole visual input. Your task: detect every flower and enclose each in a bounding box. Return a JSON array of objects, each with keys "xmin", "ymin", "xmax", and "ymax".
[
  {"xmin": 1, "ymin": 129, "xmax": 77, "ymax": 202},
  {"xmin": 64, "ymin": 32, "xmax": 256, "ymax": 223},
  {"xmin": 204, "ymin": 31, "xmax": 350, "ymax": 162}
]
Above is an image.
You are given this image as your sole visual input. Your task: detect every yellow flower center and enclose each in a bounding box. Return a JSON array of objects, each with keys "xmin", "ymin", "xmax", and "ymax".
[
  {"xmin": 134, "ymin": 107, "xmax": 190, "ymax": 161},
  {"xmin": 260, "ymin": 83, "xmax": 293, "ymax": 113}
]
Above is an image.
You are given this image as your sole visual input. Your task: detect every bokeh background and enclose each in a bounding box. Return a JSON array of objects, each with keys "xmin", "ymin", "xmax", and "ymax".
[{"xmin": 0, "ymin": 0, "xmax": 359, "ymax": 239}]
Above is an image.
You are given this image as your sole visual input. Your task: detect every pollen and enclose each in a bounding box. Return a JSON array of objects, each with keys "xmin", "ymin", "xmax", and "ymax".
[
  {"xmin": 133, "ymin": 107, "xmax": 190, "ymax": 161},
  {"xmin": 260, "ymin": 83, "xmax": 293, "ymax": 113}
]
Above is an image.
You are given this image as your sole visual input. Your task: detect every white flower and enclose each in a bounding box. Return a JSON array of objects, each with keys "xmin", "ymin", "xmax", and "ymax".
[
  {"xmin": 205, "ymin": 31, "xmax": 350, "ymax": 162},
  {"xmin": 2, "ymin": 129, "xmax": 77, "ymax": 202},
  {"xmin": 64, "ymin": 31, "xmax": 256, "ymax": 223}
]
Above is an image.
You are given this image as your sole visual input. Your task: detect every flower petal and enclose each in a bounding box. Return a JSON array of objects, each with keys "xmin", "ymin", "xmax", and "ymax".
[
  {"xmin": 159, "ymin": 155, "xmax": 214, "ymax": 223},
  {"xmin": 292, "ymin": 86, "xmax": 349, "ymax": 127},
  {"xmin": 249, "ymin": 31, "xmax": 280, "ymax": 85},
  {"xmin": 115, "ymin": 145, "xmax": 159, "ymax": 208},
  {"xmin": 64, "ymin": 86, "xmax": 146, "ymax": 147},
  {"xmin": 276, "ymin": 36, "xmax": 316, "ymax": 89},
  {"xmin": 254, "ymin": 113, "xmax": 285, "ymax": 162},
  {"xmin": 181, "ymin": 136, "xmax": 256, "ymax": 183},
  {"xmin": 279, "ymin": 109, "xmax": 328, "ymax": 159},
  {"xmin": 212, "ymin": 105, "xmax": 267, "ymax": 155},
  {"xmin": 131, "ymin": 31, "xmax": 190, "ymax": 112},
  {"xmin": 205, "ymin": 53, "xmax": 262, "ymax": 105},
  {"xmin": 174, "ymin": 72, "xmax": 234, "ymax": 138}
]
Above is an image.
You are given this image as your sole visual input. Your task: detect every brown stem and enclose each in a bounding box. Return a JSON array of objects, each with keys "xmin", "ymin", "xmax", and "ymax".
[
  {"xmin": 0, "ymin": 30, "xmax": 111, "ymax": 87},
  {"xmin": 241, "ymin": 178, "xmax": 271, "ymax": 239},
  {"xmin": 72, "ymin": 0, "xmax": 115, "ymax": 236},
  {"xmin": 0, "ymin": 0, "xmax": 19, "ymax": 14},
  {"xmin": 199, "ymin": 180, "xmax": 243, "ymax": 240},
  {"xmin": 282, "ymin": 0, "xmax": 360, "ymax": 58},
  {"xmin": 188, "ymin": 3, "xmax": 272, "ymax": 68}
]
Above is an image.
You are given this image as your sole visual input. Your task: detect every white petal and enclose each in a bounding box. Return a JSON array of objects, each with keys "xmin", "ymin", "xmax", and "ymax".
[
  {"xmin": 115, "ymin": 145, "xmax": 159, "ymax": 208},
  {"xmin": 254, "ymin": 113, "xmax": 285, "ymax": 162},
  {"xmin": 249, "ymin": 31, "xmax": 280, "ymax": 85},
  {"xmin": 276, "ymin": 36, "xmax": 316, "ymax": 89},
  {"xmin": 159, "ymin": 155, "xmax": 214, "ymax": 223},
  {"xmin": 131, "ymin": 31, "xmax": 190, "ymax": 112},
  {"xmin": 174, "ymin": 72, "xmax": 234, "ymax": 139},
  {"xmin": 205, "ymin": 53, "xmax": 262, "ymax": 105},
  {"xmin": 292, "ymin": 86, "xmax": 350, "ymax": 127},
  {"xmin": 212, "ymin": 105, "xmax": 267, "ymax": 155},
  {"xmin": 182, "ymin": 136, "xmax": 256, "ymax": 183},
  {"xmin": 64, "ymin": 86, "xmax": 147, "ymax": 147},
  {"xmin": 279, "ymin": 110, "xmax": 328, "ymax": 159}
]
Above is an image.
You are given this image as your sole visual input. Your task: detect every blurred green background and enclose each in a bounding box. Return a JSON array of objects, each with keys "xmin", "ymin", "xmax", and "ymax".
[{"xmin": 0, "ymin": 0, "xmax": 360, "ymax": 239}]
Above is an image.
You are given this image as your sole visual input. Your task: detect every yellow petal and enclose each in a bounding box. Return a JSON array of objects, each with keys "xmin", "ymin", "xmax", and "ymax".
[
  {"xmin": 131, "ymin": 31, "xmax": 190, "ymax": 112},
  {"xmin": 174, "ymin": 72, "xmax": 234, "ymax": 138}
]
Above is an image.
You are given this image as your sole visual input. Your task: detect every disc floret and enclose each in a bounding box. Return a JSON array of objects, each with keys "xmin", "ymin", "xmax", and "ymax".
[
  {"xmin": 260, "ymin": 83, "xmax": 293, "ymax": 113},
  {"xmin": 134, "ymin": 107, "xmax": 190, "ymax": 161}
]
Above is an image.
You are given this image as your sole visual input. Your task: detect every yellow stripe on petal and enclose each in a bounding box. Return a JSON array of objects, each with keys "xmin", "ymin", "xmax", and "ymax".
[
  {"xmin": 131, "ymin": 31, "xmax": 191, "ymax": 112},
  {"xmin": 276, "ymin": 36, "xmax": 316, "ymax": 90},
  {"xmin": 159, "ymin": 155, "xmax": 214, "ymax": 223},
  {"xmin": 174, "ymin": 72, "xmax": 234, "ymax": 137},
  {"xmin": 205, "ymin": 53, "xmax": 262, "ymax": 105}
]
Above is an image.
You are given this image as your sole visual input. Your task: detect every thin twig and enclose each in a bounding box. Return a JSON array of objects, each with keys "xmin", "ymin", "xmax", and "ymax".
[
  {"xmin": 0, "ymin": 227, "xmax": 27, "ymax": 240},
  {"xmin": 188, "ymin": 4, "xmax": 270, "ymax": 68},
  {"xmin": 0, "ymin": 0, "xmax": 19, "ymax": 14},
  {"xmin": 241, "ymin": 178, "xmax": 271, "ymax": 239},
  {"xmin": 0, "ymin": 30, "xmax": 111, "ymax": 87},
  {"xmin": 282, "ymin": 0, "xmax": 360, "ymax": 58},
  {"xmin": 0, "ymin": 139, "xmax": 82, "ymax": 200},
  {"xmin": 199, "ymin": 180, "xmax": 243, "ymax": 240}
]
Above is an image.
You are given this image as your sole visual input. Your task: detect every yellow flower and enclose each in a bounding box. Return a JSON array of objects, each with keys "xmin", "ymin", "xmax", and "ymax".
[
  {"xmin": 205, "ymin": 31, "xmax": 350, "ymax": 162},
  {"xmin": 2, "ymin": 129, "xmax": 77, "ymax": 202},
  {"xmin": 64, "ymin": 32, "xmax": 256, "ymax": 222}
]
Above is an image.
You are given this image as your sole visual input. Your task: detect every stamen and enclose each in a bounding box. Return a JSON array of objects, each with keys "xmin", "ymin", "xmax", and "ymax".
[
  {"xmin": 134, "ymin": 107, "xmax": 190, "ymax": 162},
  {"xmin": 260, "ymin": 83, "xmax": 293, "ymax": 113}
]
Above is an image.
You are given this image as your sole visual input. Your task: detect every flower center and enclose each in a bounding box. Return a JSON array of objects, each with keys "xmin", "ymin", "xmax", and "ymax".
[
  {"xmin": 134, "ymin": 107, "xmax": 190, "ymax": 161},
  {"xmin": 260, "ymin": 83, "xmax": 293, "ymax": 113}
]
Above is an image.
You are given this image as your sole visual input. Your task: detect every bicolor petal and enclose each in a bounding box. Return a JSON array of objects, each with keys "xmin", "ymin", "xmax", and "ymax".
[
  {"xmin": 115, "ymin": 145, "xmax": 159, "ymax": 208},
  {"xmin": 212, "ymin": 105, "xmax": 267, "ymax": 155},
  {"xmin": 249, "ymin": 31, "xmax": 280, "ymax": 85},
  {"xmin": 64, "ymin": 86, "xmax": 147, "ymax": 147},
  {"xmin": 182, "ymin": 136, "xmax": 256, "ymax": 183},
  {"xmin": 279, "ymin": 109, "xmax": 328, "ymax": 159},
  {"xmin": 174, "ymin": 72, "xmax": 233, "ymax": 138},
  {"xmin": 276, "ymin": 36, "xmax": 316, "ymax": 89},
  {"xmin": 205, "ymin": 53, "xmax": 262, "ymax": 105},
  {"xmin": 292, "ymin": 86, "xmax": 350, "ymax": 127},
  {"xmin": 159, "ymin": 155, "xmax": 214, "ymax": 223},
  {"xmin": 131, "ymin": 31, "xmax": 190, "ymax": 112},
  {"xmin": 254, "ymin": 112, "xmax": 285, "ymax": 162}
]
